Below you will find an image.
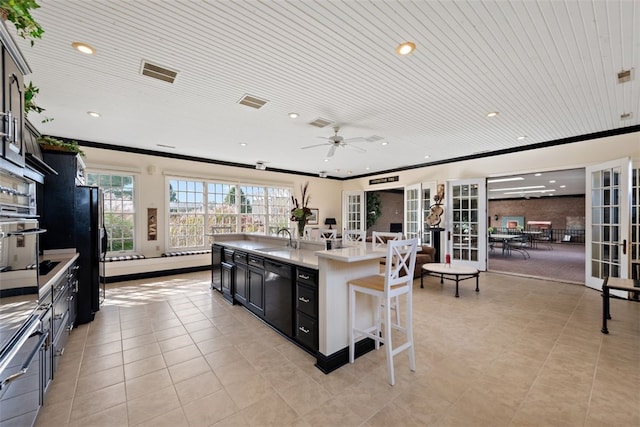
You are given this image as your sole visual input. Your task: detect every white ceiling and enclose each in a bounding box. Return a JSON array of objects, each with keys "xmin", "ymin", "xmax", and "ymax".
[
  {"xmin": 13, "ymin": 0, "xmax": 639, "ymax": 179},
  {"xmin": 486, "ymin": 168, "xmax": 584, "ymax": 199}
]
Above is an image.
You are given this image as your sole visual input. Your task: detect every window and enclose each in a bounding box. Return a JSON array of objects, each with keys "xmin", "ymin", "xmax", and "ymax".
[
  {"xmin": 168, "ymin": 178, "xmax": 291, "ymax": 249},
  {"xmin": 87, "ymin": 172, "xmax": 135, "ymax": 252}
]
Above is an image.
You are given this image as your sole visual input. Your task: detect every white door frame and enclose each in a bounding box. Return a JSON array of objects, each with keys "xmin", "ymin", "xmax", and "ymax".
[{"xmin": 342, "ymin": 190, "xmax": 365, "ymax": 233}]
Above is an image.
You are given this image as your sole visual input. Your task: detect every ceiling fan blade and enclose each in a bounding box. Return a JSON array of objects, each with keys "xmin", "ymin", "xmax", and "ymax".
[
  {"xmin": 342, "ymin": 137, "xmax": 367, "ymax": 143},
  {"xmin": 301, "ymin": 143, "xmax": 329, "ymax": 150},
  {"xmin": 346, "ymin": 144, "xmax": 366, "ymax": 153},
  {"xmin": 327, "ymin": 145, "xmax": 337, "ymax": 157}
]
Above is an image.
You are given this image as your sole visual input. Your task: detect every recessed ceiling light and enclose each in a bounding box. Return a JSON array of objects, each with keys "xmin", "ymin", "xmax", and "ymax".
[
  {"xmin": 348, "ymin": 171, "xmax": 353, "ymax": 175},
  {"xmin": 381, "ymin": 141, "xmax": 388, "ymax": 146},
  {"xmin": 396, "ymin": 41, "xmax": 416, "ymax": 55},
  {"xmin": 534, "ymin": 173, "xmax": 542, "ymax": 177},
  {"xmin": 504, "ymin": 189, "xmax": 556, "ymax": 195},
  {"xmin": 517, "ymin": 135, "xmax": 526, "ymax": 140},
  {"xmin": 424, "ymin": 155, "xmax": 430, "ymax": 159},
  {"xmin": 324, "ymin": 158, "xmax": 329, "ymax": 162},
  {"xmin": 549, "ymin": 180, "xmax": 556, "ymax": 183},
  {"xmin": 489, "ymin": 185, "xmax": 545, "ymax": 192},
  {"xmin": 487, "ymin": 177, "xmax": 524, "ymax": 183},
  {"xmin": 560, "ymin": 185, "xmax": 566, "ymax": 188},
  {"xmin": 365, "ymin": 167, "xmax": 370, "ymax": 170},
  {"xmin": 288, "ymin": 112, "xmax": 299, "ymax": 119},
  {"xmin": 487, "ymin": 112, "xmax": 499, "ymax": 117},
  {"xmin": 87, "ymin": 111, "xmax": 100, "ymax": 118},
  {"xmin": 239, "ymin": 142, "xmax": 247, "ymax": 147},
  {"xmin": 71, "ymin": 42, "xmax": 95, "ymax": 54}
]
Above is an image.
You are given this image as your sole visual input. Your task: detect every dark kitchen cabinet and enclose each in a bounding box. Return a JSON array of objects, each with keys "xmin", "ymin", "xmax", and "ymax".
[
  {"xmin": 221, "ymin": 249, "xmax": 235, "ymax": 304},
  {"xmin": 295, "ymin": 267, "xmax": 318, "ymax": 352},
  {"xmin": 247, "ymin": 255, "xmax": 265, "ymax": 317},
  {"xmin": 211, "ymin": 244, "xmax": 223, "ymax": 292},
  {"xmin": 233, "ymin": 251, "xmax": 248, "ymax": 305},
  {"xmin": 0, "ymin": 36, "xmax": 27, "ymax": 169}
]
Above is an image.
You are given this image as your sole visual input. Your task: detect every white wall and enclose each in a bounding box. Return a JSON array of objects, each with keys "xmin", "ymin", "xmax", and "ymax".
[{"xmin": 82, "ymin": 132, "xmax": 639, "ymax": 258}]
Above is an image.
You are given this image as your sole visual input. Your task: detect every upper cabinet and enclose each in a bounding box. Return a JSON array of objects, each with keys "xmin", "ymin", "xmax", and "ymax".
[{"xmin": 0, "ymin": 21, "xmax": 31, "ymax": 171}]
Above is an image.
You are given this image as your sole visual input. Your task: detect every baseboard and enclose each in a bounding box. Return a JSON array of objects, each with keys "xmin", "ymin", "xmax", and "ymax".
[
  {"xmin": 101, "ymin": 265, "xmax": 210, "ymax": 283},
  {"xmin": 314, "ymin": 338, "xmax": 377, "ymax": 374}
]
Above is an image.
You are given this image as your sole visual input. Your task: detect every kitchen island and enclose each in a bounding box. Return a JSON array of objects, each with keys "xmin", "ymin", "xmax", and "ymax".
[{"xmin": 213, "ymin": 234, "xmax": 387, "ymax": 373}]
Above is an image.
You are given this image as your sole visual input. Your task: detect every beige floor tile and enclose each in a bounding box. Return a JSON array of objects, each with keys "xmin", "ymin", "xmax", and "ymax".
[
  {"xmin": 68, "ymin": 402, "xmax": 128, "ymax": 427},
  {"xmin": 278, "ymin": 376, "xmax": 333, "ymax": 417},
  {"xmin": 204, "ymin": 346, "xmax": 247, "ymax": 370},
  {"xmin": 122, "ymin": 341, "xmax": 162, "ymax": 364},
  {"xmin": 75, "ymin": 365, "xmax": 124, "ymax": 395},
  {"xmin": 69, "ymin": 382, "xmax": 127, "ymax": 422},
  {"xmin": 189, "ymin": 325, "xmax": 224, "ymax": 343},
  {"xmin": 240, "ymin": 393, "xmax": 300, "ymax": 426},
  {"xmin": 174, "ymin": 370, "xmax": 223, "ymax": 404},
  {"xmin": 78, "ymin": 351, "xmax": 123, "ymax": 377},
  {"xmin": 35, "ymin": 398, "xmax": 72, "ymax": 427},
  {"xmin": 133, "ymin": 407, "xmax": 188, "ymax": 427},
  {"xmin": 124, "ymin": 354, "xmax": 167, "ymax": 380},
  {"xmin": 125, "ymin": 368, "xmax": 173, "ymax": 400},
  {"xmin": 213, "ymin": 358, "xmax": 261, "ymax": 386},
  {"xmin": 225, "ymin": 375, "xmax": 275, "ymax": 409},
  {"xmin": 121, "ymin": 332, "xmax": 157, "ymax": 351},
  {"xmin": 182, "ymin": 388, "xmax": 239, "ymax": 426},
  {"xmin": 126, "ymin": 385, "xmax": 181, "ymax": 426},
  {"xmin": 167, "ymin": 355, "xmax": 212, "ymax": 383}
]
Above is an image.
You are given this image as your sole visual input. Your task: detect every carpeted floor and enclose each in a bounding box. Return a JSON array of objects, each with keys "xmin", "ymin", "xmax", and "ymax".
[{"xmin": 488, "ymin": 242, "xmax": 585, "ymax": 284}]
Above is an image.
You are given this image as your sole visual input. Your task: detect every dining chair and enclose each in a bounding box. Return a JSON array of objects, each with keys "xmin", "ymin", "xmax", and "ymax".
[
  {"xmin": 319, "ymin": 228, "xmax": 337, "ymax": 239},
  {"xmin": 348, "ymin": 238, "xmax": 418, "ymax": 386},
  {"xmin": 303, "ymin": 226, "xmax": 318, "ymax": 240},
  {"xmin": 371, "ymin": 231, "xmax": 403, "ymax": 248},
  {"xmin": 343, "ymin": 229, "xmax": 365, "ymax": 244}
]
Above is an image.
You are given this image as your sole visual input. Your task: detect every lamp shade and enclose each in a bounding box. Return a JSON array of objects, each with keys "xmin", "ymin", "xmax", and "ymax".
[{"xmin": 324, "ymin": 217, "xmax": 337, "ymax": 229}]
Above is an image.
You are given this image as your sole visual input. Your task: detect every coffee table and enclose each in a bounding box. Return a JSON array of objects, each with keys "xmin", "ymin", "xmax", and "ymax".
[{"xmin": 421, "ymin": 263, "xmax": 480, "ymax": 297}]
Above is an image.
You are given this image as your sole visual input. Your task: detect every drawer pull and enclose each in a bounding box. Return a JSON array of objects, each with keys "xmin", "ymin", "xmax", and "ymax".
[
  {"xmin": 298, "ymin": 297, "xmax": 310, "ymax": 303},
  {"xmin": 55, "ymin": 347, "xmax": 65, "ymax": 357},
  {"xmin": 299, "ymin": 274, "xmax": 310, "ymax": 280},
  {"xmin": 298, "ymin": 326, "xmax": 309, "ymax": 334},
  {"xmin": 54, "ymin": 313, "xmax": 64, "ymax": 320}
]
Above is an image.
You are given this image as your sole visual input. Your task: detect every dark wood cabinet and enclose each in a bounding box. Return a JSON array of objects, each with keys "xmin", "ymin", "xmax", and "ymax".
[
  {"xmin": 295, "ymin": 267, "xmax": 318, "ymax": 352},
  {"xmin": 211, "ymin": 245, "xmax": 223, "ymax": 292},
  {"xmin": 247, "ymin": 255, "xmax": 265, "ymax": 317},
  {"xmin": 233, "ymin": 251, "xmax": 248, "ymax": 305},
  {"xmin": 1, "ymin": 43, "xmax": 25, "ymax": 168},
  {"xmin": 221, "ymin": 249, "xmax": 235, "ymax": 304}
]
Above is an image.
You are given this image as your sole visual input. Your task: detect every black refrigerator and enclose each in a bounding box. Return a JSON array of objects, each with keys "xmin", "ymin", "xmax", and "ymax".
[
  {"xmin": 75, "ymin": 185, "xmax": 104, "ymax": 324},
  {"xmin": 39, "ymin": 151, "xmax": 105, "ymax": 325}
]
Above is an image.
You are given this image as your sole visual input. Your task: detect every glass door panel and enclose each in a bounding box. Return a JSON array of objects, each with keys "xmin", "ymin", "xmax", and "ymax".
[{"xmin": 446, "ymin": 179, "xmax": 486, "ymax": 270}]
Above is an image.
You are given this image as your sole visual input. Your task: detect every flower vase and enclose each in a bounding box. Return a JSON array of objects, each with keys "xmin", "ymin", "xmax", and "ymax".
[{"xmin": 297, "ymin": 220, "xmax": 306, "ymax": 238}]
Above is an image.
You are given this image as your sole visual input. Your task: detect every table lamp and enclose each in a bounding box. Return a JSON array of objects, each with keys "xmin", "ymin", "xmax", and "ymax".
[{"xmin": 324, "ymin": 218, "xmax": 337, "ymax": 229}]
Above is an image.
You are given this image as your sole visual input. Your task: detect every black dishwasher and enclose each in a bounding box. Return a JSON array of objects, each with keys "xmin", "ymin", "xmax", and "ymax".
[{"xmin": 264, "ymin": 260, "xmax": 293, "ymax": 337}]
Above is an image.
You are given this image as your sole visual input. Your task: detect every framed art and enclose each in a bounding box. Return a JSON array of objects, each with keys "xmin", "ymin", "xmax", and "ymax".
[{"xmin": 308, "ymin": 208, "xmax": 319, "ymax": 225}]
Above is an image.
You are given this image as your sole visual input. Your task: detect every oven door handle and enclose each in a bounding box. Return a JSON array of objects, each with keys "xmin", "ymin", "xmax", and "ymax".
[
  {"xmin": 0, "ymin": 330, "xmax": 48, "ymax": 390},
  {"xmin": 0, "ymin": 228, "xmax": 47, "ymax": 238}
]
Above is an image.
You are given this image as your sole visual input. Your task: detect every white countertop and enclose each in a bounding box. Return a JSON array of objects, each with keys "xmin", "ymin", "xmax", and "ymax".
[
  {"xmin": 216, "ymin": 239, "xmax": 320, "ymax": 269},
  {"xmin": 315, "ymin": 243, "xmax": 387, "ymax": 263}
]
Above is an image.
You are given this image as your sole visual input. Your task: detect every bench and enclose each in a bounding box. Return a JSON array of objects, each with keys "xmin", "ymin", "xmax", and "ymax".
[
  {"xmin": 101, "ymin": 250, "xmax": 211, "ymax": 283},
  {"xmin": 601, "ymin": 276, "xmax": 640, "ymax": 334}
]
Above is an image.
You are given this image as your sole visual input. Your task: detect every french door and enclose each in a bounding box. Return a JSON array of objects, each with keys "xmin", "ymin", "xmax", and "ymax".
[
  {"xmin": 446, "ymin": 179, "xmax": 487, "ymax": 270},
  {"xmin": 585, "ymin": 158, "xmax": 631, "ymax": 292},
  {"xmin": 404, "ymin": 181, "xmax": 437, "ymax": 245},
  {"xmin": 342, "ymin": 190, "xmax": 365, "ymax": 233}
]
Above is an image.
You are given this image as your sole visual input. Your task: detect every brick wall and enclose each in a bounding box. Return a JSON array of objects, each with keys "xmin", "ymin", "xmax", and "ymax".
[{"xmin": 488, "ymin": 196, "xmax": 585, "ymax": 229}]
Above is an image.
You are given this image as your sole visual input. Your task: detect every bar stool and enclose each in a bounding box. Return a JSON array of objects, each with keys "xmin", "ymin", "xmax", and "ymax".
[
  {"xmin": 348, "ymin": 238, "xmax": 418, "ymax": 385},
  {"xmin": 371, "ymin": 231, "xmax": 403, "ymax": 325}
]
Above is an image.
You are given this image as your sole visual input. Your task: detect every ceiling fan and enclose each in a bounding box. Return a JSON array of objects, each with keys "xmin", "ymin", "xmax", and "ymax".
[{"xmin": 301, "ymin": 126, "xmax": 367, "ymax": 158}]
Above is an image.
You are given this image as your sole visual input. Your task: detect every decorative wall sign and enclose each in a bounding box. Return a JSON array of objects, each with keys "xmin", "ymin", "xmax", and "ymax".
[
  {"xmin": 369, "ymin": 176, "xmax": 399, "ymax": 185},
  {"xmin": 147, "ymin": 208, "xmax": 157, "ymax": 241}
]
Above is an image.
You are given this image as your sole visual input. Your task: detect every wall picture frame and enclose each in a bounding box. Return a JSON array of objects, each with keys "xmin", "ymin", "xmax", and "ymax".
[{"xmin": 308, "ymin": 208, "xmax": 319, "ymax": 225}]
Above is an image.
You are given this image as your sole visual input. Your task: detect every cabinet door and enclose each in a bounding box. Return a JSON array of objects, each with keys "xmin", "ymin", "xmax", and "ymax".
[
  {"xmin": 221, "ymin": 262, "xmax": 234, "ymax": 304},
  {"xmin": 248, "ymin": 268, "xmax": 265, "ymax": 317},
  {"xmin": 234, "ymin": 264, "xmax": 248, "ymax": 305},
  {"xmin": 2, "ymin": 49, "xmax": 25, "ymax": 167}
]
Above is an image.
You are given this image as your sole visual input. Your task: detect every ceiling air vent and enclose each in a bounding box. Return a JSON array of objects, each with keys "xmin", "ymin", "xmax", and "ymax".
[
  {"xmin": 238, "ymin": 95, "xmax": 268, "ymax": 109},
  {"xmin": 617, "ymin": 69, "xmax": 631, "ymax": 84},
  {"xmin": 141, "ymin": 61, "xmax": 178, "ymax": 84},
  {"xmin": 366, "ymin": 135, "xmax": 384, "ymax": 143},
  {"xmin": 309, "ymin": 117, "xmax": 332, "ymax": 128}
]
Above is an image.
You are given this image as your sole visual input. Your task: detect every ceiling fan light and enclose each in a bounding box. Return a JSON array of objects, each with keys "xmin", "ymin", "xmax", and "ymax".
[{"xmin": 396, "ymin": 42, "xmax": 416, "ymax": 55}]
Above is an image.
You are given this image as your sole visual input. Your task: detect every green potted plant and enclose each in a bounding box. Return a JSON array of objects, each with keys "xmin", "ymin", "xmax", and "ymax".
[
  {"xmin": 24, "ymin": 81, "xmax": 52, "ymax": 122},
  {"xmin": 0, "ymin": 0, "xmax": 44, "ymax": 46},
  {"xmin": 38, "ymin": 136, "xmax": 84, "ymax": 157}
]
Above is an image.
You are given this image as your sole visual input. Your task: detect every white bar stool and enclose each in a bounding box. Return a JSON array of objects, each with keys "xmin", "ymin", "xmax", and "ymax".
[{"xmin": 348, "ymin": 238, "xmax": 418, "ymax": 385}]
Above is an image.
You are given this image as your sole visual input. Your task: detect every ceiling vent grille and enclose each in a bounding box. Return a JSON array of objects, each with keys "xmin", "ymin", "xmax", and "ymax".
[
  {"xmin": 141, "ymin": 61, "xmax": 178, "ymax": 83},
  {"xmin": 238, "ymin": 95, "xmax": 268, "ymax": 109},
  {"xmin": 309, "ymin": 117, "xmax": 332, "ymax": 128},
  {"xmin": 366, "ymin": 135, "xmax": 384, "ymax": 143},
  {"xmin": 617, "ymin": 69, "xmax": 632, "ymax": 83}
]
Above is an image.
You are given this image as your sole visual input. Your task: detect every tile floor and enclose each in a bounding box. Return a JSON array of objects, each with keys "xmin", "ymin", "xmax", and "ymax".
[{"xmin": 34, "ymin": 271, "xmax": 639, "ymax": 426}]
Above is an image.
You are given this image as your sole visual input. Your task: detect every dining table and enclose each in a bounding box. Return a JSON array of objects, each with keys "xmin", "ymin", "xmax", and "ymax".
[{"xmin": 489, "ymin": 233, "xmax": 520, "ymax": 256}]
